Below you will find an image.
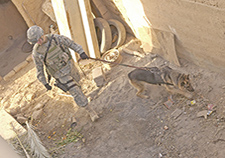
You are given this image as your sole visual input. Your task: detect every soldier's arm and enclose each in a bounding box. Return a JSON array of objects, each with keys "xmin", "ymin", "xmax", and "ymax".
[
  {"xmin": 32, "ymin": 50, "xmax": 48, "ymax": 86},
  {"xmin": 55, "ymin": 34, "xmax": 84, "ymax": 55}
]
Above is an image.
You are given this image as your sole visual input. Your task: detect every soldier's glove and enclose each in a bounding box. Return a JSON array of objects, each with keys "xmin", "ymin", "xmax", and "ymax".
[
  {"xmin": 44, "ymin": 83, "xmax": 52, "ymax": 91},
  {"xmin": 80, "ymin": 52, "xmax": 89, "ymax": 60}
]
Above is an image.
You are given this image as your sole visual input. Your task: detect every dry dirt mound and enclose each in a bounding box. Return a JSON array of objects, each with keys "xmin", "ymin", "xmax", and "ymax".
[{"xmin": 1, "ymin": 47, "xmax": 225, "ymax": 157}]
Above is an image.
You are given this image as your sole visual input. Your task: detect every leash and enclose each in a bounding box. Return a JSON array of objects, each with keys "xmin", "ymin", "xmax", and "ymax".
[
  {"xmin": 89, "ymin": 57, "xmax": 174, "ymax": 86},
  {"xmin": 88, "ymin": 57, "xmax": 148, "ymax": 71},
  {"xmin": 79, "ymin": 57, "xmax": 174, "ymax": 86}
]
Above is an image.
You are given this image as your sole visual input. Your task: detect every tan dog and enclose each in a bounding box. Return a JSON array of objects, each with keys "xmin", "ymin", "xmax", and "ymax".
[{"xmin": 128, "ymin": 66, "xmax": 194, "ymax": 99}]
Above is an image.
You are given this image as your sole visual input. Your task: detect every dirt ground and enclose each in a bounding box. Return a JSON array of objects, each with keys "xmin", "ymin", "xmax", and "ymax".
[
  {"xmin": 1, "ymin": 37, "xmax": 225, "ymax": 157},
  {"xmin": 1, "ymin": 0, "xmax": 225, "ymax": 158}
]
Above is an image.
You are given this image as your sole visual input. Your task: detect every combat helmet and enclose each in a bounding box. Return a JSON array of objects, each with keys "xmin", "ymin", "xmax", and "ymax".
[{"xmin": 27, "ymin": 25, "xmax": 44, "ymax": 44}]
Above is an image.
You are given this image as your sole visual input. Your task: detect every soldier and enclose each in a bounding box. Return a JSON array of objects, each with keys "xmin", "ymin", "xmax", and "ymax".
[{"xmin": 27, "ymin": 25, "xmax": 99, "ymax": 122}]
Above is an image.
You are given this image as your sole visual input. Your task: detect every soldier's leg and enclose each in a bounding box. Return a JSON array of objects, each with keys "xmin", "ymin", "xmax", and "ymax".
[
  {"xmin": 69, "ymin": 86, "xmax": 99, "ymax": 122},
  {"xmin": 58, "ymin": 76, "xmax": 99, "ymax": 122}
]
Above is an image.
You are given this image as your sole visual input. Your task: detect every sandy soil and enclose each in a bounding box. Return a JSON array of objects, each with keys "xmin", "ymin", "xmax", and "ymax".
[
  {"xmin": 1, "ymin": 43, "xmax": 225, "ymax": 157},
  {"xmin": 188, "ymin": 0, "xmax": 225, "ymax": 8},
  {"xmin": 1, "ymin": 0, "xmax": 225, "ymax": 158}
]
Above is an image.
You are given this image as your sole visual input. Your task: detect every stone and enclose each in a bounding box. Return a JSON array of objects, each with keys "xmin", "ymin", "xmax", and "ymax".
[
  {"xmin": 1, "ymin": 96, "xmax": 9, "ymax": 107},
  {"xmin": 26, "ymin": 93, "xmax": 36, "ymax": 102},
  {"xmin": 9, "ymin": 109, "xmax": 18, "ymax": 116},
  {"xmin": 16, "ymin": 115, "xmax": 27, "ymax": 124},
  {"xmin": 32, "ymin": 109, "xmax": 43, "ymax": 120},
  {"xmin": 26, "ymin": 54, "xmax": 33, "ymax": 62},
  {"xmin": 33, "ymin": 103, "xmax": 44, "ymax": 111},
  {"xmin": 92, "ymin": 66, "xmax": 106, "ymax": 87},
  {"xmin": 9, "ymin": 107, "xmax": 21, "ymax": 116},
  {"xmin": 13, "ymin": 61, "xmax": 28, "ymax": 72},
  {"xmin": 3, "ymin": 70, "xmax": 16, "ymax": 81},
  {"xmin": 197, "ymin": 110, "xmax": 208, "ymax": 119}
]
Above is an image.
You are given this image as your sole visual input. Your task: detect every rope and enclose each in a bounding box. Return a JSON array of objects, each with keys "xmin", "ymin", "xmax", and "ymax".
[{"xmin": 88, "ymin": 57, "xmax": 148, "ymax": 70}]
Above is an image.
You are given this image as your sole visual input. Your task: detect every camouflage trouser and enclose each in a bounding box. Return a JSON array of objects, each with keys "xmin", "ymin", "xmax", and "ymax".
[
  {"xmin": 58, "ymin": 75, "xmax": 88, "ymax": 107},
  {"xmin": 52, "ymin": 60, "xmax": 88, "ymax": 107}
]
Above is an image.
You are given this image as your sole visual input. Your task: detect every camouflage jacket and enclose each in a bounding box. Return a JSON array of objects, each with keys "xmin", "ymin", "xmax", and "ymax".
[{"xmin": 32, "ymin": 34, "xmax": 84, "ymax": 85}]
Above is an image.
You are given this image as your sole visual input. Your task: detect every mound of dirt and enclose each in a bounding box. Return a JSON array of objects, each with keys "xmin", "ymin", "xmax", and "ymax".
[{"xmin": 1, "ymin": 44, "xmax": 225, "ymax": 157}]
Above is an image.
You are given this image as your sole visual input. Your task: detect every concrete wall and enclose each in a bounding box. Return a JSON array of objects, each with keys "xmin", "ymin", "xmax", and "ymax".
[
  {"xmin": 6, "ymin": 0, "xmax": 225, "ymax": 73},
  {"xmin": 0, "ymin": 1, "xmax": 27, "ymax": 52},
  {"xmin": 12, "ymin": 0, "xmax": 55, "ymax": 33},
  {"xmin": 142, "ymin": 0, "xmax": 225, "ymax": 73},
  {"xmin": 110, "ymin": 0, "xmax": 225, "ymax": 73},
  {"xmin": 0, "ymin": 1, "xmax": 30, "ymax": 77}
]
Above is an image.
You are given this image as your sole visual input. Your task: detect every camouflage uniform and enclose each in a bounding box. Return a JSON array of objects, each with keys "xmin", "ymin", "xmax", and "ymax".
[{"xmin": 28, "ymin": 26, "xmax": 88, "ymax": 107}]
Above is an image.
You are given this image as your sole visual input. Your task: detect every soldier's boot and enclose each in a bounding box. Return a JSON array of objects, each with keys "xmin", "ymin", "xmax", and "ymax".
[{"xmin": 84, "ymin": 106, "xmax": 99, "ymax": 122}]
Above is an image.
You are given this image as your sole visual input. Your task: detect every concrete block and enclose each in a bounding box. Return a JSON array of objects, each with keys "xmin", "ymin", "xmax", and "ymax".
[
  {"xmin": 16, "ymin": 115, "xmax": 27, "ymax": 125},
  {"xmin": 154, "ymin": 29, "xmax": 180, "ymax": 66},
  {"xmin": 92, "ymin": 66, "xmax": 106, "ymax": 87},
  {"xmin": 3, "ymin": 70, "xmax": 16, "ymax": 81},
  {"xmin": 26, "ymin": 54, "xmax": 33, "ymax": 62},
  {"xmin": 13, "ymin": 60, "xmax": 28, "ymax": 72},
  {"xmin": 0, "ymin": 109, "xmax": 26, "ymax": 140}
]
